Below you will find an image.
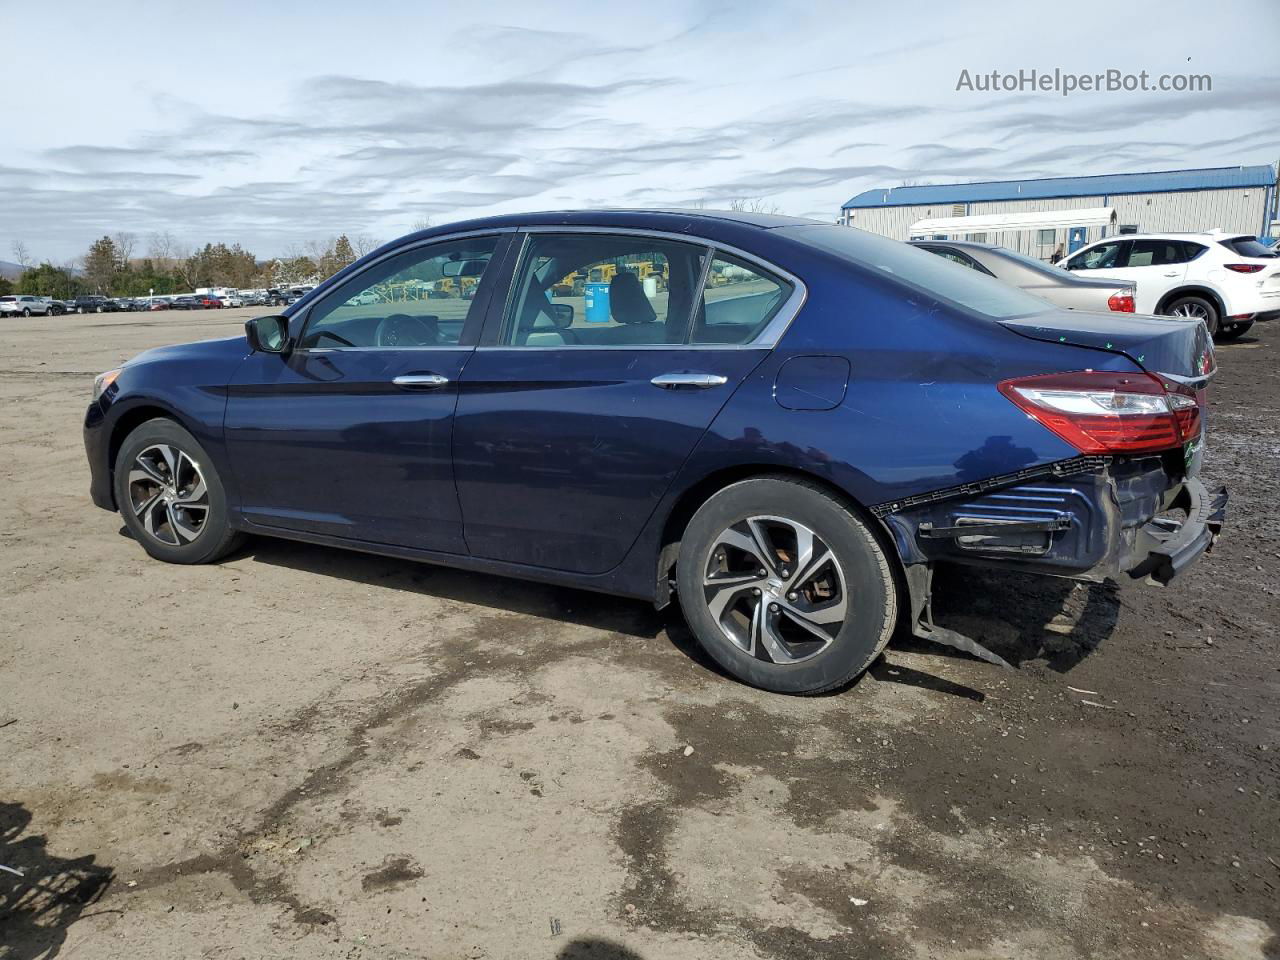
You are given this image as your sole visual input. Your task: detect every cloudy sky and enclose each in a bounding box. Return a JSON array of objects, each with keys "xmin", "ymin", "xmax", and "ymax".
[{"xmin": 3, "ymin": 0, "xmax": 1278, "ymax": 263}]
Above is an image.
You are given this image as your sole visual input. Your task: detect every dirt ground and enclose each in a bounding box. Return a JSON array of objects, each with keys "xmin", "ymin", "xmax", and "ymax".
[{"xmin": 1, "ymin": 308, "xmax": 1277, "ymax": 960}]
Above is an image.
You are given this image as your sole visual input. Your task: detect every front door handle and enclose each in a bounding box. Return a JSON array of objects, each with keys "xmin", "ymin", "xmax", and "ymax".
[
  {"xmin": 392, "ymin": 373, "xmax": 450, "ymax": 389},
  {"xmin": 651, "ymin": 372, "xmax": 728, "ymax": 390}
]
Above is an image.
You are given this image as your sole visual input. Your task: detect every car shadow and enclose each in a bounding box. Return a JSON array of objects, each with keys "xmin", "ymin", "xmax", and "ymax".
[
  {"xmin": 922, "ymin": 562, "xmax": 1121, "ymax": 672},
  {"xmin": 555, "ymin": 939, "xmax": 645, "ymax": 959},
  {"xmin": 0, "ymin": 801, "xmax": 114, "ymax": 960},
  {"xmin": 234, "ymin": 537, "xmax": 1118, "ymax": 695}
]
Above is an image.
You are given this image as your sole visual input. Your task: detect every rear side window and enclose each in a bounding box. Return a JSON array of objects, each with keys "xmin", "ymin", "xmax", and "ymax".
[
  {"xmin": 1125, "ymin": 239, "xmax": 1197, "ymax": 267},
  {"xmin": 691, "ymin": 254, "xmax": 792, "ymax": 345},
  {"xmin": 1219, "ymin": 236, "xmax": 1277, "ymax": 258},
  {"xmin": 501, "ymin": 233, "xmax": 711, "ymax": 347},
  {"xmin": 789, "ymin": 225, "xmax": 1051, "ymax": 319}
]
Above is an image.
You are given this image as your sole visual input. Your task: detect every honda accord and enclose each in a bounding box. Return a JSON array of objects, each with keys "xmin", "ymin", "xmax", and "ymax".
[{"xmin": 84, "ymin": 210, "xmax": 1226, "ymax": 693}]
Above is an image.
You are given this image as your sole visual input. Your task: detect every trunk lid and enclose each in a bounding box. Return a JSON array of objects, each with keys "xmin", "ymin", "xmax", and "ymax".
[{"xmin": 999, "ymin": 309, "xmax": 1213, "ymax": 380}]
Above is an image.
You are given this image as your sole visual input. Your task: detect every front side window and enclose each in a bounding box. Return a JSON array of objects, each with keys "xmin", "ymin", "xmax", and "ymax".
[
  {"xmin": 1068, "ymin": 241, "xmax": 1124, "ymax": 270},
  {"xmin": 300, "ymin": 235, "xmax": 500, "ymax": 349},
  {"xmin": 501, "ymin": 234, "xmax": 710, "ymax": 347}
]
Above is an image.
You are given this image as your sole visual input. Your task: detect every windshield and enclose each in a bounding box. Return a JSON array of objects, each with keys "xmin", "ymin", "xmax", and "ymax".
[
  {"xmin": 786, "ymin": 225, "xmax": 1052, "ymax": 319},
  {"xmin": 1219, "ymin": 236, "xmax": 1278, "ymax": 258}
]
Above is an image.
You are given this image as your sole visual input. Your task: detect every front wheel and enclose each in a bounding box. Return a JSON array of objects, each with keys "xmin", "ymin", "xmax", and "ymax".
[
  {"xmin": 676, "ymin": 477, "xmax": 898, "ymax": 694},
  {"xmin": 113, "ymin": 418, "xmax": 245, "ymax": 564},
  {"xmin": 1165, "ymin": 295, "xmax": 1218, "ymax": 336}
]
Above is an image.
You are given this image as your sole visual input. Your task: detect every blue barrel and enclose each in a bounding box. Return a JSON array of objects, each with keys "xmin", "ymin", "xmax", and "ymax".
[{"xmin": 584, "ymin": 282, "xmax": 611, "ymax": 323}]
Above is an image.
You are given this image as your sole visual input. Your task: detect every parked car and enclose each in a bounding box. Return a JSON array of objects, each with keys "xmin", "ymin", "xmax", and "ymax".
[
  {"xmin": 218, "ymin": 295, "xmax": 244, "ymax": 308},
  {"xmin": 72, "ymin": 296, "xmax": 119, "ymax": 314},
  {"xmin": 0, "ymin": 294, "xmax": 56, "ymax": 317},
  {"xmin": 41, "ymin": 296, "xmax": 66, "ymax": 316},
  {"xmin": 169, "ymin": 296, "xmax": 201, "ymax": 310},
  {"xmin": 113, "ymin": 298, "xmax": 141, "ymax": 312},
  {"xmin": 911, "ymin": 240, "xmax": 1136, "ymax": 313},
  {"xmin": 242, "ymin": 293, "xmax": 269, "ymax": 307},
  {"xmin": 195, "ymin": 294, "xmax": 223, "ymax": 309},
  {"xmin": 265, "ymin": 289, "xmax": 288, "ymax": 306},
  {"xmin": 84, "ymin": 210, "xmax": 1224, "ymax": 694},
  {"xmin": 148, "ymin": 298, "xmax": 173, "ymax": 311},
  {"xmin": 1062, "ymin": 232, "xmax": 1280, "ymax": 340}
]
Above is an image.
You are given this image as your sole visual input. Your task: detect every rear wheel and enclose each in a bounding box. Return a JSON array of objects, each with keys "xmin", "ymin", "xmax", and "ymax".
[
  {"xmin": 676, "ymin": 477, "xmax": 897, "ymax": 694},
  {"xmin": 21, "ymin": 308, "xmax": 30, "ymax": 317},
  {"xmin": 1165, "ymin": 295, "xmax": 1218, "ymax": 335},
  {"xmin": 113, "ymin": 418, "xmax": 245, "ymax": 564}
]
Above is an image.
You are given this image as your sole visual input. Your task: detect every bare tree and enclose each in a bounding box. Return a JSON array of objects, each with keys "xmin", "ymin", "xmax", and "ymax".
[
  {"xmin": 727, "ymin": 198, "xmax": 781, "ymax": 215},
  {"xmin": 112, "ymin": 232, "xmax": 137, "ymax": 268},
  {"xmin": 11, "ymin": 240, "xmax": 32, "ymax": 269},
  {"xmin": 147, "ymin": 231, "xmax": 176, "ymax": 266},
  {"xmin": 351, "ymin": 233, "xmax": 380, "ymax": 257},
  {"xmin": 410, "ymin": 217, "xmax": 433, "ymax": 231}
]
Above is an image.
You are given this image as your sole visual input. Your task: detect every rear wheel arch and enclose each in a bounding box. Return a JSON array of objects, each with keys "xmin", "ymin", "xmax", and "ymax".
[
  {"xmin": 655, "ymin": 465, "xmax": 906, "ymax": 612},
  {"xmin": 1156, "ymin": 285, "xmax": 1224, "ymax": 317}
]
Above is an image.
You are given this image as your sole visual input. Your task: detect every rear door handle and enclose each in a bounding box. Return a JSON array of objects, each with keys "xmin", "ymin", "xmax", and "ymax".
[
  {"xmin": 651, "ymin": 372, "xmax": 728, "ymax": 389},
  {"xmin": 392, "ymin": 373, "xmax": 450, "ymax": 389}
]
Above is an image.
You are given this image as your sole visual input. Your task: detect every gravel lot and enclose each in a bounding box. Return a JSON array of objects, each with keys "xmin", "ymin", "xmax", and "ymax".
[{"xmin": 2, "ymin": 309, "xmax": 1277, "ymax": 960}]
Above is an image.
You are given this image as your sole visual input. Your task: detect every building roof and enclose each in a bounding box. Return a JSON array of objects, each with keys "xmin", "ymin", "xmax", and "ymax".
[{"xmin": 842, "ymin": 165, "xmax": 1276, "ymax": 210}]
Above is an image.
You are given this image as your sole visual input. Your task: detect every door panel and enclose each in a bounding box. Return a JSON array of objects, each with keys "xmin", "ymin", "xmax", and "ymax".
[
  {"xmin": 451, "ymin": 348, "xmax": 764, "ymax": 574},
  {"xmin": 222, "ymin": 232, "xmax": 513, "ymax": 553},
  {"xmin": 225, "ymin": 348, "xmax": 472, "ymax": 552}
]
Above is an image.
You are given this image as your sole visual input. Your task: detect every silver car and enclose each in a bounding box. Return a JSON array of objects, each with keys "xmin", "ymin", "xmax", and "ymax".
[{"xmin": 910, "ymin": 240, "xmax": 1137, "ymax": 314}]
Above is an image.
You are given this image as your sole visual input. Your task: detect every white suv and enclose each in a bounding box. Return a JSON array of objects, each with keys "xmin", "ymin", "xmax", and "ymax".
[
  {"xmin": 1062, "ymin": 232, "xmax": 1280, "ymax": 340},
  {"xmin": 0, "ymin": 294, "xmax": 55, "ymax": 317}
]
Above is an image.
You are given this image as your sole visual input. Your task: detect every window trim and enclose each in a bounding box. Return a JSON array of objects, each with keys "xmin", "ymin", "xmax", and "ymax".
[
  {"xmin": 289, "ymin": 228, "xmax": 517, "ymax": 352},
  {"xmin": 477, "ymin": 226, "xmax": 807, "ymax": 352}
]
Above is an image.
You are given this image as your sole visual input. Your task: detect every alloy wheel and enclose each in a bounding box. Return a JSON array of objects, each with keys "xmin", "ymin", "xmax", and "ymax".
[
  {"xmin": 701, "ymin": 515, "xmax": 848, "ymax": 663},
  {"xmin": 127, "ymin": 444, "xmax": 210, "ymax": 545},
  {"xmin": 1170, "ymin": 302, "xmax": 1209, "ymax": 320}
]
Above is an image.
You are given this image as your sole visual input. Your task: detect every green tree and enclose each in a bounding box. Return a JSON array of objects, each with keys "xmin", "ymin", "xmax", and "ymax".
[
  {"xmin": 16, "ymin": 262, "xmax": 80, "ymax": 299},
  {"xmin": 83, "ymin": 236, "xmax": 119, "ymax": 293},
  {"xmin": 0, "ymin": 277, "xmax": 13, "ymax": 296}
]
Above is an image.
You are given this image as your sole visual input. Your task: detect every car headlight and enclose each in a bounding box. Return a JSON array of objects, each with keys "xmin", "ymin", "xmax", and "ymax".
[{"xmin": 93, "ymin": 369, "xmax": 121, "ymax": 400}]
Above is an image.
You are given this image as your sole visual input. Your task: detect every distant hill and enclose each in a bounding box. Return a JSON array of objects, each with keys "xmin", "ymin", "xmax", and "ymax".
[{"xmin": 0, "ymin": 260, "xmax": 24, "ymax": 280}]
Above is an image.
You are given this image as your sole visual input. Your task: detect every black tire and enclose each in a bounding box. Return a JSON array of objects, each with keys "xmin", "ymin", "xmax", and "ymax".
[
  {"xmin": 21, "ymin": 308, "xmax": 30, "ymax": 317},
  {"xmin": 1164, "ymin": 295, "xmax": 1218, "ymax": 335},
  {"xmin": 77, "ymin": 307, "xmax": 85, "ymax": 314},
  {"xmin": 1215, "ymin": 319, "xmax": 1253, "ymax": 342},
  {"xmin": 113, "ymin": 418, "xmax": 245, "ymax": 564},
  {"xmin": 675, "ymin": 476, "xmax": 898, "ymax": 695}
]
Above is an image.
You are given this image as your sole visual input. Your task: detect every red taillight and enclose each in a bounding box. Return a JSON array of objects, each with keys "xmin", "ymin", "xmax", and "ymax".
[
  {"xmin": 998, "ymin": 370, "xmax": 1202, "ymax": 454},
  {"xmin": 1224, "ymin": 263, "xmax": 1265, "ymax": 273},
  {"xmin": 1107, "ymin": 290, "xmax": 1135, "ymax": 312}
]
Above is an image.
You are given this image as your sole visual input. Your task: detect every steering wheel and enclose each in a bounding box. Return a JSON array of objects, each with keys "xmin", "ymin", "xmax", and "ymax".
[{"xmin": 375, "ymin": 313, "xmax": 438, "ymax": 348}]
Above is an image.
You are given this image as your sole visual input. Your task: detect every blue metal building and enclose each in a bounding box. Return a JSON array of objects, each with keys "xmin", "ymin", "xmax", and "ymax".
[{"xmin": 840, "ymin": 165, "xmax": 1278, "ymax": 258}]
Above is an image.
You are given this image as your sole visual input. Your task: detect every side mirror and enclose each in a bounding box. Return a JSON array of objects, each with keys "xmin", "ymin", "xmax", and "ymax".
[
  {"xmin": 550, "ymin": 303, "xmax": 574, "ymax": 328},
  {"xmin": 246, "ymin": 315, "xmax": 290, "ymax": 354}
]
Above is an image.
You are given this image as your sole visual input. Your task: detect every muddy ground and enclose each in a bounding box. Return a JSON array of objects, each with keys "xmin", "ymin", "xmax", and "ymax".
[{"xmin": 1, "ymin": 309, "xmax": 1276, "ymax": 960}]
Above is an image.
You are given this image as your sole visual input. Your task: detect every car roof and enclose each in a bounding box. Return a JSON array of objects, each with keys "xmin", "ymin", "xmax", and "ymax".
[{"xmin": 396, "ymin": 208, "xmax": 823, "ymax": 244}]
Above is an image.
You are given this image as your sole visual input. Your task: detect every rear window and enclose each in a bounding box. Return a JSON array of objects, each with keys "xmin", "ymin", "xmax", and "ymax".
[
  {"xmin": 787, "ymin": 225, "xmax": 1052, "ymax": 319},
  {"xmin": 988, "ymin": 246, "xmax": 1073, "ymax": 278},
  {"xmin": 1219, "ymin": 236, "xmax": 1278, "ymax": 258},
  {"xmin": 0, "ymin": 297, "xmax": 14, "ymax": 302}
]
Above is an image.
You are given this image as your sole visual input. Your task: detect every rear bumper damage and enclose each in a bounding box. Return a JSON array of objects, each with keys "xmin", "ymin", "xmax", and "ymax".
[{"xmin": 876, "ymin": 455, "xmax": 1227, "ymax": 666}]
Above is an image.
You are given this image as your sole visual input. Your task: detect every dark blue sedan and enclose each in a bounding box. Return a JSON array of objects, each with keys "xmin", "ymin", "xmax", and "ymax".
[{"xmin": 83, "ymin": 210, "xmax": 1226, "ymax": 693}]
